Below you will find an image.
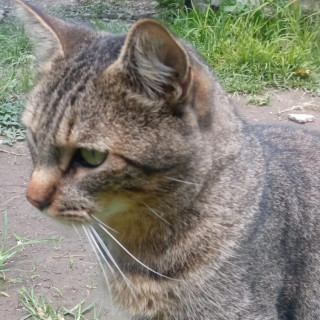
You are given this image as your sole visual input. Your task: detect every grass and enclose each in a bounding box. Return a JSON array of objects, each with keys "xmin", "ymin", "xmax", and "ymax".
[
  {"xmin": 19, "ymin": 288, "xmax": 99, "ymax": 320},
  {"xmin": 91, "ymin": 19, "xmax": 129, "ymax": 33},
  {"xmin": 247, "ymin": 94, "xmax": 271, "ymax": 106},
  {"xmin": 0, "ymin": 18, "xmax": 34, "ymax": 144},
  {"xmin": 1, "ymin": 2, "xmax": 320, "ymax": 144},
  {"xmin": 0, "ymin": 99, "xmax": 26, "ymax": 145},
  {"xmin": 160, "ymin": 0, "xmax": 320, "ymax": 93},
  {"xmin": 0, "ymin": 212, "xmax": 98, "ymax": 319},
  {"xmin": 0, "ymin": 212, "xmax": 59, "ymax": 296}
]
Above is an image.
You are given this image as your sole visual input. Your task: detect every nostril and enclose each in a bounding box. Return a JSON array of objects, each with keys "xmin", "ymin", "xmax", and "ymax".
[
  {"xmin": 26, "ymin": 194, "xmax": 52, "ymax": 210},
  {"xmin": 26, "ymin": 183, "xmax": 57, "ymax": 211},
  {"xmin": 26, "ymin": 169, "xmax": 60, "ymax": 211}
]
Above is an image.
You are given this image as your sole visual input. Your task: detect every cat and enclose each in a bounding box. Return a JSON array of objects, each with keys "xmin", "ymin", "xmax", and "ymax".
[{"xmin": 17, "ymin": 0, "xmax": 320, "ymax": 319}]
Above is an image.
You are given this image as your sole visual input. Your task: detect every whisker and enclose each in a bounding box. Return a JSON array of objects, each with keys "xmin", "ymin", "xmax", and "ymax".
[
  {"xmin": 165, "ymin": 176, "xmax": 200, "ymax": 186},
  {"xmin": 82, "ymin": 225, "xmax": 113, "ymax": 299},
  {"xmin": 89, "ymin": 226, "xmax": 132, "ymax": 289},
  {"xmin": 143, "ymin": 202, "xmax": 173, "ymax": 226},
  {"xmin": 89, "ymin": 227, "xmax": 140, "ymax": 301},
  {"xmin": 87, "ymin": 227, "xmax": 116, "ymax": 276},
  {"xmin": 98, "ymin": 223, "xmax": 181, "ymax": 282},
  {"xmin": 72, "ymin": 223, "xmax": 85, "ymax": 244},
  {"xmin": 91, "ymin": 215, "xmax": 119, "ymax": 234}
]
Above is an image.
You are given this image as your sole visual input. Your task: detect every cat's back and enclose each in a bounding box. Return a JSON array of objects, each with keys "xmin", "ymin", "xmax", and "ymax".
[
  {"xmin": 244, "ymin": 123, "xmax": 320, "ymax": 228},
  {"xmin": 250, "ymin": 123, "xmax": 320, "ymax": 188},
  {"xmin": 228, "ymin": 123, "xmax": 320, "ymax": 320}
]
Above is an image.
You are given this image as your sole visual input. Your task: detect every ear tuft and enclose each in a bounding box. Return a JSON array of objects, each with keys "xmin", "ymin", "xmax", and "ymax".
[
  {"xmin": 15, "ymin": 0, "xmax": 93, "ymax": 65},
  {"xmin": 119, "ymin": 19, "xmax": 192, "ymax": 102}
]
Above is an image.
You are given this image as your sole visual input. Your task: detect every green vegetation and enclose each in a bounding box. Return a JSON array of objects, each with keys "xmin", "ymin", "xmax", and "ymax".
[
  {"xmin": 0, "ymin": 213, "xmax": 59, "ymax": 296},
  {"xmin": 1, "ymin": 1, "xmax": 320, "ymax": 144},
  {"xmin": 20, "ymin": 288, "xmax": 98, "ymax": 320},
  {"xmin": 0, "ymin": 18, "xmax": 34, "ymax": 144},
  {"xmin": 1, "ymin": 213, "xmax": 98, "ymax": 319},
  {"xmin": 92, "ymin": 19, "xmax": 129, "ymax": 33},
  {"xmin": 156, "ymin": 0, "xmax": 184, "ymax": 10},
  {"xmin": 160, "ymin": 0, "xmax": 320, "ymax": 93}
]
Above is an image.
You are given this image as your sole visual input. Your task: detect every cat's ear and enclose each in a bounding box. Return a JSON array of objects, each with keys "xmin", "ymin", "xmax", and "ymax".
[
  {"xmin": 119, "ymin": 19, "xmax": 192, "ymax": 103},
  {"xmin": 15, "ymin": 0, "xmax": 92, "ymax": 64}
]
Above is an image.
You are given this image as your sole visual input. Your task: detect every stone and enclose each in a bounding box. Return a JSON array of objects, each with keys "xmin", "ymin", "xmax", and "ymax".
[{"xmin": 288, "ymin": 114, "xmax": 315, "ymax": 124}]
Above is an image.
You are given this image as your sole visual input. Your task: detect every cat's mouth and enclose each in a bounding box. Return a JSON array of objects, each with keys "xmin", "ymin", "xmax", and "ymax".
[{"xmin": 43, "ymin": 207, "xmax": 92, "ymax": 224}]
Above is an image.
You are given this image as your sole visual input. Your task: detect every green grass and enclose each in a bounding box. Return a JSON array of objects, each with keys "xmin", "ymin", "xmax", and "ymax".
[
  {"xmin": 19, "ymin": 288, "xmax": 99, "ymax": 320},
  {"xmin": 156, "ymin": 0, "xmax": 184, "ymax": 10},
  {"xmin": 0, "ymin": 212, "xmax": 59, "ymax": 296},
  {"xmin": 0, "ymin": 214, "xmax": 98, "ymax": 319},
  {"xmin": 92, "ymin": 19, "xmax": 129, "ymax": 33},
  {"xmin": 1, "ymin": 1, "xmax": 320, "ymax": 144},
  {"xmin": 0, "ymin": 18, "xmax": 35, "ymax": 144},
  {"xmin": 0, "ymin": 99, "xmax": 26, "ymax": 145},
  {"xmin": 160, "ymin": 0, "xmax": 320, "ymax": 93}
]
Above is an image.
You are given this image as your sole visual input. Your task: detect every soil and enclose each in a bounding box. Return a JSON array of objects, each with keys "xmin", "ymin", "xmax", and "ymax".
[{"xmin": 1, "ymin": 1, "xmax": 320, "ymax": 319}]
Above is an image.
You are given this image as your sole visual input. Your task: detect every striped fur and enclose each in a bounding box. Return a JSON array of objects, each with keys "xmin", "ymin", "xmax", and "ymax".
[{"xmin": 17, "ymin": 1, "xmax": 320, "ymax": 319}]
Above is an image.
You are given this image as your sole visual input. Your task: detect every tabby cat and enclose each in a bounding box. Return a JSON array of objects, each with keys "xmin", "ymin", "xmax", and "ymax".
[{"xmin": 17, "ymin": 0, "xmax": 320, "ymax": 319}]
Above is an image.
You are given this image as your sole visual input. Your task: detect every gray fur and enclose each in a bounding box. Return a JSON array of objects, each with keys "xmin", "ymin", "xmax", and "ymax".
[{"xmin": 17, "ymin": 1, "xmax": 320, "ymax": 319}]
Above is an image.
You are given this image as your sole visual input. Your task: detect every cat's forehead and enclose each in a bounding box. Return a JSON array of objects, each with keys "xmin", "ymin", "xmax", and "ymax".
[
  {"xmin": 23, "ymin": 33, "xmax": 127, "ymax": 145},
  {"xmin": 51, "ymin": 33, "xmax": 125, "ymax": 81}
]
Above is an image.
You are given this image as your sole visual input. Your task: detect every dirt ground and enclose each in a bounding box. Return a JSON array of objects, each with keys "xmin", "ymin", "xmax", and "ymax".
[
  {"xmin": 0, "ymin": 143, "xmax": 110, "ymax": 319},
  {"xmin": 1, "ymin": 0, "xmax": 320, "ymax": 319}
]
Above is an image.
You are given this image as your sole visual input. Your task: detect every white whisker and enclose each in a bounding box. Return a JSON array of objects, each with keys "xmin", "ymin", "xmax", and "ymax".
[
  {"xmin": 143, "ymin": 202, "xmax": 173, "ymax": 226},
  {"xmin": 87, "ymin": 227, "xmax": 116, "ymax": 276},
  {"xmin": 91, "ymin": 215, "xmax": 119, "ymax": 234},
  {"xmin": 82, "ymin": 225, "xmax": 113, "ymax": 298},
  {"xmin": 72, "ymin": 223, "xmax": 85, "ymax": 244},
  {"xmin": 89, "ymin": 226, "xmax": 132, "ymax": 288},
  {"xmin": 165, "ymin": 176, "xmax": 200, "ymax": 186},
  {"xmin": 98, "ymin": 223, "xmax": 181, "ymax": 282}
]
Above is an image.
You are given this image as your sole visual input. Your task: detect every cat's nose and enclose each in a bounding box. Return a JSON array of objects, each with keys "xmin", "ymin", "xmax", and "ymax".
[{"xmin": 26, "ymin": 169, "xmax": 59, "ymax": 210}]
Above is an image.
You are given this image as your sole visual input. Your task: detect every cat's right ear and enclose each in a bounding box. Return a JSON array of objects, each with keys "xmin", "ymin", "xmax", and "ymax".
[
  {"xmin": 118, "ymin": 19, "xmax": 192, "ymax": 104},
  {"xmin": 15, "ymin": 0, "xmax": 91, "ymax": 65}
]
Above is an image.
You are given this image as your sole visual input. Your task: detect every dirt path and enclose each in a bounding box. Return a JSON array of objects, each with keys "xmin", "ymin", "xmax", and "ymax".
[{"xmin": 1, "ymin": 1, "xmax": 320, "ymax": 319}]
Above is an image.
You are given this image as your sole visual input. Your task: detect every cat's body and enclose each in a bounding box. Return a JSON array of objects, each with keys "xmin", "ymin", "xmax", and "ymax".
[{"xmin": 17, "ymin": 0, "xmax": 320, "ymax": 319}]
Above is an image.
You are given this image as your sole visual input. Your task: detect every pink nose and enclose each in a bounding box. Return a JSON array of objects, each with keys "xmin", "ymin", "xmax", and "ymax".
[{"xmin": 26, "ymin": 170, "xmax": 59, "ymax": 210}]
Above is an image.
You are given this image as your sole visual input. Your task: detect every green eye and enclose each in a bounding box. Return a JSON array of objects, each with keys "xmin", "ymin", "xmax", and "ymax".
[{"xmin": 78, "ymin": 148, "xmax": 107, "ymax": 167}]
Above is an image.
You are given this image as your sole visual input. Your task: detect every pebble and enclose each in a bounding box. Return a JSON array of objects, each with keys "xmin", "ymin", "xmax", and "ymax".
[{"xmin": 288, "ymin": 113, "xmax": 315, "ymax": 124}]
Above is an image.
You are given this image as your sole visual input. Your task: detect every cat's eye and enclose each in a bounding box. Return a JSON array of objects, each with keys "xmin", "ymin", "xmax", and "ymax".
[{"xmin": 77, "ymin": 148, "xmax": 108, "ymax": 167}]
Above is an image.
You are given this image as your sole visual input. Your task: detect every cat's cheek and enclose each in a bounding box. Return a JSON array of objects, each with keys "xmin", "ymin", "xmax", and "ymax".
[
  {"xmin": 94, "ymin": 193, "xmax": 133, "ymax": 223},
  {"xmin": 40, "ymin": 189, "xmax": 91, "ymax": 223}
]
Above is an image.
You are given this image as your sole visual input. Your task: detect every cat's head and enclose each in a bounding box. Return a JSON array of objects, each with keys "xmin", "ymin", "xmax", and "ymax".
[{"xmin": 17, "ymin": 0, "xmax": 214, "ymax": 243}]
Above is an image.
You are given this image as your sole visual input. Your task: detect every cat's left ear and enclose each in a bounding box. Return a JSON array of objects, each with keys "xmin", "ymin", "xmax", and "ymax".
[
  {"xmin": 118, "ymin": 19, "xmax": 192, "ymax": 103},
  {"xmin": 15, "ymin": 0, "xmax": 92, "ymax": 65}
]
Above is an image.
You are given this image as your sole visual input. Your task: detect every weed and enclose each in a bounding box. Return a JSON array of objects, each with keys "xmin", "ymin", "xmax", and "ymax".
[
  {"xmin": 0, "ymin": 212, "xmax": 59, "ymax": 295},
  {"xmin": 20, "ymin": 287, "xmax": 98, "ymax": 320},
  {"xmin": 91, "ymin": 19, "xmax": 129, "ymax": 33},
  {"xmin": 69, "ymin": 257, "xmax": 74, "ymax": 268},
  {"xmin": 0, "ymin": 99, "xmax": 26, "ymax": 145},
  {"xmin": 0, "ymin": 18, "xmax": 35, "ymax": 144},
  {"xmin": 160, "ymin": 0, "xmax": 320, "ymax": 93},
  {"xmin": 156, "ymin": 0, "xmax": 184, "ymax": 10},
  {"xmin": 248, "ymin": 94, "xmax": 271, "ymax": 106}
]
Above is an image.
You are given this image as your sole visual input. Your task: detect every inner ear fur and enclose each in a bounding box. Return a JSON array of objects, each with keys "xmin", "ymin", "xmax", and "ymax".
[
  {"xmin": 15, "ymin": 0, "xmax": 93, "ymax": 64},
  {"xmin": 119, "ymin": 18, "xmax": 192, "ymax": 102}
]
